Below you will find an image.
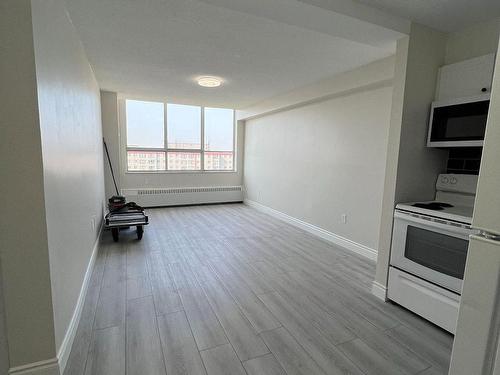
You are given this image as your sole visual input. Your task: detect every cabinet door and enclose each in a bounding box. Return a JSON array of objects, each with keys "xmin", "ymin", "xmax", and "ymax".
[{"xmin": 436, "ymin": 54, "xmax": 496, "ymax": 100}]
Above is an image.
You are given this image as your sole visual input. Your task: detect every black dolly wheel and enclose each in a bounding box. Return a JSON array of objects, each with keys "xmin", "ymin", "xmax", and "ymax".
[
  {"xmin": 111, "ymin": 227, "xmax": 119, "ymax": 242},
  {"xmin": 137, "ymin": 225, "xmax": 144, "ymax": 240}
]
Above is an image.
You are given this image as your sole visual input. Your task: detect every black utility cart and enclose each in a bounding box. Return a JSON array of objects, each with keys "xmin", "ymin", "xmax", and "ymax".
[
  {"xmin": 105, "ymin": 205, "xmax": 149, "ymax": 242},
  {"xmin": 103, "ymin": 138, "xmax": 149, "ymax": 242}
]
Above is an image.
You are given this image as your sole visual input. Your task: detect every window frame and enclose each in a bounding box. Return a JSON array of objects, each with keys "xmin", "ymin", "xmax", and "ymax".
[{"xmin": 123, "ymin": 98, "xmax": 236, "ymax": 173}]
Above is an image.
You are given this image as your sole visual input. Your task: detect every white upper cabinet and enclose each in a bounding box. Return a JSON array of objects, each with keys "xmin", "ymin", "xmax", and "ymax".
[{"xmin": 436, "ymin": 54, "xmax": 496, "ymax": 101}]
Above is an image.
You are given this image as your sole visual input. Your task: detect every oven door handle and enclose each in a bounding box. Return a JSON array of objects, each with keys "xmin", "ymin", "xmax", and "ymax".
[{"xmin": 394, "ymin": 210, "xmax": 474, "ymax": 236}]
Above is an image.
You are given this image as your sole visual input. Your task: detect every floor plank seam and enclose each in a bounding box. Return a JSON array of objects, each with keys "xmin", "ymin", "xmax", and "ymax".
[{"xmin": 198, "ymin": 341, "xmax": 233, "ymax": 353}]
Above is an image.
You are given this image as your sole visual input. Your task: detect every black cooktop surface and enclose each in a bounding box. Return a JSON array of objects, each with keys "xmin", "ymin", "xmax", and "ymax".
[{"xmin": 411, "ymin": 202, "xmax": 454, "ymax": 210}]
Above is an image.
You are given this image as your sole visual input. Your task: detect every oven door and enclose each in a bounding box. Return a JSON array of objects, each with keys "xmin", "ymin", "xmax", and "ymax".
[{"xmin": 390, "ymin": 210, "xmax": 474, "ymax": 294}]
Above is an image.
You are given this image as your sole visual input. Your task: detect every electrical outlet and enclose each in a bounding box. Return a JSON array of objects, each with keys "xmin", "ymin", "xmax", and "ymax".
[{"xmin": 341, "ymin": 214, "xmax": 347, "ymax": 224}]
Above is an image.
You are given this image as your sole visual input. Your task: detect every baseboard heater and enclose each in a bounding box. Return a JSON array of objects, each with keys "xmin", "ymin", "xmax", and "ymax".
[{"xmin": 121, "ymin": 186, "xmax": 243, "ymax": 207}]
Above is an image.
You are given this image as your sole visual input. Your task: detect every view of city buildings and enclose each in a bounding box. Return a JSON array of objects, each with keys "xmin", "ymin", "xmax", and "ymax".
[{"xmin": 127, "ymin": 142, "xmax": 233, "ymax": 171}]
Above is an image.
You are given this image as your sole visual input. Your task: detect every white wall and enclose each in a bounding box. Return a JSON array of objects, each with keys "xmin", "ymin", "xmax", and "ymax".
[
  {"xmin": 101, "ymin": 91, "xmax": 122, "ymax": 198},
  {"xmin": 31, "ymin": 0, "xmax": 105, "ymax": 359},
  {"xmin": 0, "ymin": 0, "xmax": 57, "ymax": 368},
  {"xmin": 374, "ymin": 23, "xmax": 448, "ymax": 290},
  {"xmin": 392, "ymin": 24, "xmax": 448, "ymax": 204},
  {"xmin": 100, "ymin": 93, "xmax": 244, "ymax": 192},
  {"xmin": 243, "ymin": 69, "xmax": 393, "ymax": 252}
]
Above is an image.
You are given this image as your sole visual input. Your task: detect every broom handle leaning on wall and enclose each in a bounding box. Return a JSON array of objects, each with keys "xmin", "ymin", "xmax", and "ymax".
[{"xmin": 103, "ymin": 138, "xmax": 120, "ymax": 196}]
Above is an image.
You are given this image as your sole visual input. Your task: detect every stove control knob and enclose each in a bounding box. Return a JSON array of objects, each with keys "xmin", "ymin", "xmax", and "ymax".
[
  {"xmin": 450, "ymin": 177, "xmax": 457, "ymax": 185},
  {"xmin": 441, "ymin": 176, "xmax": 449, "ymax": 184}
]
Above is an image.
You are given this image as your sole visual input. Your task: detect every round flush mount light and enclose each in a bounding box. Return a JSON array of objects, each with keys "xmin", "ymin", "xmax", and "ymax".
[{"xmin": 197, "ymin": 76, "xmax": 222, "ymax": 88}]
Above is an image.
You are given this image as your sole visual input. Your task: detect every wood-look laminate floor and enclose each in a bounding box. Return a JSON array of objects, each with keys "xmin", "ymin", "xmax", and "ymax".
[{"xmin": 64, "ymin": 203, "xmax": 453, "ymax": 375}]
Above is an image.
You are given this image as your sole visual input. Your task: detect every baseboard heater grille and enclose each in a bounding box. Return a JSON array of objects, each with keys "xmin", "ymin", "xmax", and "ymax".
[{"xmin": 122, "ymin": 186, "xmax": 243, "ymax": 207}]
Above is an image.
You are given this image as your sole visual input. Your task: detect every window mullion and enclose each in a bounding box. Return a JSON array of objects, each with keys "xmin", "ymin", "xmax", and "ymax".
[
  {"xmin": 201, "ymin": 106, "xmax": 205, "ymax": 171},
  {"xmin": 164, "ymin": 100, "xmax": 168, "ymax": 171},
  {"xmin": 166, "ymin": 148, "xmax": 203, "ymax": 153},
  {"xmin": 127, "ymin": 147, "xmax": 165, "ymax": 152},
  {"xmin": 232, "ymin": 111, "xmax": 236, "ymax": 172}
]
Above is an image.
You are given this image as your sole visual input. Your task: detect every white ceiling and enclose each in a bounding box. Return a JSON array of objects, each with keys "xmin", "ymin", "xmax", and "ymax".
[
  {"xmin": 65, "ymin": 0, "xmax": 500, "ymax": 109},
  {"xmin": 65, "ymin": 0, "xmax": 406, "ymax": 108},
  {"xmin": 307, "ymin": 0, "xmax": 500, "ymax": 33}
]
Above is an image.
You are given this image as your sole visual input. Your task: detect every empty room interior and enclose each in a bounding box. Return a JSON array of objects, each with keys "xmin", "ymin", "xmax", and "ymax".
[{"xmin": 3, "ymin": 1, "xmax": 500, "ymax": 375}]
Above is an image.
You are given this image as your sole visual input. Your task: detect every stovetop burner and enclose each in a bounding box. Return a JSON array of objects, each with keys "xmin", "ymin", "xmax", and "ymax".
[{"xmin": 412, "ymin": 202, "xmax": 454, "ymax": 210}]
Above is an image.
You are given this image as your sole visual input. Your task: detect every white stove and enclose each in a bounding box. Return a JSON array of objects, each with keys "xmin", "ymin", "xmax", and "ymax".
[{"xmin": 388, "ymin": 173, "xmax": 479, "ymax": 333}]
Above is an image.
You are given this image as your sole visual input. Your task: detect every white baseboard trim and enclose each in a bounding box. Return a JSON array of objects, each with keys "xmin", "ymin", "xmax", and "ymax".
[
  {"xmin": 371, "ymin": 281, "xmax": 388, "ymax": 301},
  {"xmin": 9, "ymin": 358, "xmax": 59, "ymax": 375},
  {"xmin": 56, "ymin": 225, "xmax": 102, "ymax": 374},
  {"xmin": 244, "ymin": 199, "xmax": 377, "ymax": 261}
]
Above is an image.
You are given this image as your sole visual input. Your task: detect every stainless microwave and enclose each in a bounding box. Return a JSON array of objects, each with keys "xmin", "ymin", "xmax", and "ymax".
[{"xmin": 427, "ymin": 94, "xmax": 490, "ymax": 147}]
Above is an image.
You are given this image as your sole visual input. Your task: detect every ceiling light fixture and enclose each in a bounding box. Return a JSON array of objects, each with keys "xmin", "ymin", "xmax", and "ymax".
[{"xmin": 197, "ymin": 76, "xmax": 222, "ymax": 88}]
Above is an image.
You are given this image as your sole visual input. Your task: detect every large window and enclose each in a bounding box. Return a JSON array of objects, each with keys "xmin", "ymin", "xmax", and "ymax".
[{"xmin": 125, "ymin": 99, "xmax": 235, "ymax": 172}]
